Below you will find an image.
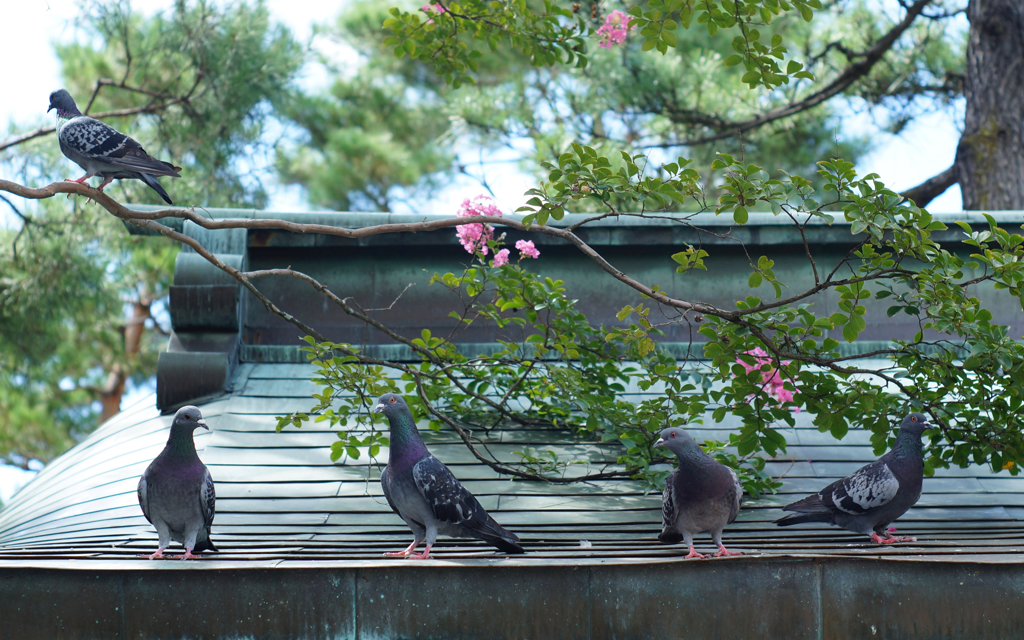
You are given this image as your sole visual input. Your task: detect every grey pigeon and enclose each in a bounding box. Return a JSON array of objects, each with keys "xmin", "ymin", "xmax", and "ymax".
[
  {"xmin": 48, "ymin": 89, "xmax": 181, "ymax": 204},
  {"xmin": 656, "ymin": 427, "xmax": 743, "ymax": 558},
  {"xmin": 775, "ymin": 412, "xmax": 932, "ymax": 543},
  {"xmin": 374, "ymin": 393, "xmax": 525, "ymax": 558},
  {"xmin": 137, "ymin": 405, "xmax": 217, "ymax": 559}
]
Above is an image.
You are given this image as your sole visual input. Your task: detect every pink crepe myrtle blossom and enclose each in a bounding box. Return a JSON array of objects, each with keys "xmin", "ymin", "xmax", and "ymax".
[
  {"xmin": 493, "ymin": 248, "xmax": 510, "ymax": 267},
  {"xmin": 736, "ymin": 347, "xmax": 800, "ymax": 410},
  {"xmin": 455, "ymin": 195, "xmax": 503, "ymax": 256},
  {"xmin": 596, "ymin": 10, "xmax": 635, "ymax": 49},
  {"xmin": 515, "ymin": 239, "xmax": 540, "ymax": 259},
  {"xmin": 421, "ymin": 3, "xmax": 446, "ymax": 24}
]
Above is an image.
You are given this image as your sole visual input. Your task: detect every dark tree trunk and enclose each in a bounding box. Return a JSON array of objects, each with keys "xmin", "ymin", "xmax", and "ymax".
[
  {"xmin": 98, "ymin": 298, "xmax": 151, "ymax": 425},
  {"xmin": 956, "ymin": 0, "xmax": 1024, "ymax": 209}
]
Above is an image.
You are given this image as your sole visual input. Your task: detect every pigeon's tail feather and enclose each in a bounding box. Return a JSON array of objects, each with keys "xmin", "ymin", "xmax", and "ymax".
[
  {"xmin": 781, "ymin": 493, "xmax": 830, "ymax": 513},
  {"xmin": 774, "ymin": 511, "xmax": 833, "ymax": 527},
  {"xmin": 474, "ymin": 518, "xmax": 525, "ymax": 554},
  {"xmin": 480, "ymin": 531, "xmax": 526, "ymax": 554},
  {"xmin": 193, "ymin": 537, "xmax": 218, "ymax": 553},
  {"xmin": 658, "ymin": 529, "xmax": 684, "ymax": 544},
  {"xmin": 140, "ymin": 173, "xmax": 174, "ymax": 204},
  {"xmin": 775, "ymin": 493, "xmax": 834, "ymax": 527}
]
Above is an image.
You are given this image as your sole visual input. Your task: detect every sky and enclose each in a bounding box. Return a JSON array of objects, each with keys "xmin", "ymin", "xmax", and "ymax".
[{"xmin": 0, "ymin": 0, "xmax": 965, "ymax": 503}]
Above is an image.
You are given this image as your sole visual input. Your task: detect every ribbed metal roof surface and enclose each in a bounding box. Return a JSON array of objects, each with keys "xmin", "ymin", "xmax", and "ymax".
[{"xmin": 3, "ymin": 360, "xmax": 1024, "ymax": 567}]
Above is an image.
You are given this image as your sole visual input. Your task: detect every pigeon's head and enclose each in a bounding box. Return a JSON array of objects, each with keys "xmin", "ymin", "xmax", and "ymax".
[
  {"xmin": 654, "ymin": 427, "xmax": 699, "ymax": 455},
  {"xmin": 900, "ymin": 412, "xmax": 933, "ymax": 436},
  {"xmin": 47, "ymin": 89, "xmax": 78, "ymax": 114},
  {"xmin": 172, "ymin": 405, "xmax": 210, "ymax": 432},
  {"xmin": 374, "ymin": 393, "xmax": 409, "ymax": 417}
]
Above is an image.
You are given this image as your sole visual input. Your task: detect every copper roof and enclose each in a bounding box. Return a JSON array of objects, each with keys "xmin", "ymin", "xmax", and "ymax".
[{"xmin": 3, "ymin": 361, "xmax": 1024, "ymax": 567}]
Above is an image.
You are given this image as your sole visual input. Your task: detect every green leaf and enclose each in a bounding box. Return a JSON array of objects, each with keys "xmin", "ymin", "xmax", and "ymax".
[
  {"xmin": 842, "ymin": 314, "xmax": 865, "ymax": 342},
  {"xmin": 733, "ymin": 206, "xmax": 749, "ymax": 225}
]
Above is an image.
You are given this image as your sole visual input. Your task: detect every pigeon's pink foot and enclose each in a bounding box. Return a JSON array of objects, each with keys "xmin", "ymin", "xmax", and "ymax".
[
  {"xmin": 408, "ymin": 544, "xmax": 433, "ymax": 560},
  {"xmin": 144, "ymin": 549, "xmax": 166, "ymax": 560},
  {"xmin": 384, "ymin": 540, "xmax": 421, "ymax": 557},
  {"xmin": 684, "ymin": 545, "xmax": 708, "ymax": 559},
  {"xmin": 714, "ymin": 545, "xmax": 742, "ymax": 557},
  {"xmin": 96, "ymin": 177, "xmax": 114, "ymax": 192},
  {"xmin": 180, "ymin": 549, "xmax": 201, "ymax": 560},
  {"xmin": 871, "ymin": 532, "xmax": 915, "ymax": 544},
  {"xmin": 64, "ymin": 176, "xmax": 97, "ymax": 203}
]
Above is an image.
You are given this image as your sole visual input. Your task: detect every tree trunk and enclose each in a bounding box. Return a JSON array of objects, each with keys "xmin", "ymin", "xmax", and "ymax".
[
  {"xmin": 97, "ymin": 299, "xmax": 151, "ymax": 424},
  {"xmin": 956, "ymin": 0, "xmax": 1024, "ymax": 210}
]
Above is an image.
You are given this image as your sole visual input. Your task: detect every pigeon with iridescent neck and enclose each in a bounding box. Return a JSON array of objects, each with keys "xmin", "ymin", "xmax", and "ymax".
[
  {"xmin": 48, "ymin": 89, "xmax": 181, "ymax": 204},
  {"xmin": 375, "ymin": 393, "xmax": 524, "ymax": 558},
  {"xmin": 775, "ymin": 412, "xmax": 931, "ymax": 543},
  {"xmin": 656, "ymin": 427, "xmax": 744, "ymax": 559},
  {"xmin": 137, "ymin": 405, "xmax": 217, "ymax": 559}
]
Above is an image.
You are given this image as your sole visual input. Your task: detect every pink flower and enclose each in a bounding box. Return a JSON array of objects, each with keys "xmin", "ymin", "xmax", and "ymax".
[
  {"xmin": 736, "ymin": 348, "xmax": 800, "ymax": 410},
  {"xmin": 421, "ymin": 3, "xmax": 446, "ymax": 24},
  {"xmin": 515, "ymin": 239, "xmax": 540, "ymax": 259},
  {"xmin": 493, "ymin": 248, "xmax": 510, "ymax": 267},
  {"xmin": 455, "ymin": 195, "xmax": 503, "ymax": 256},
  {"xmin": 596, "ymin": 10, "xmax": 634, "ymax": 49}
]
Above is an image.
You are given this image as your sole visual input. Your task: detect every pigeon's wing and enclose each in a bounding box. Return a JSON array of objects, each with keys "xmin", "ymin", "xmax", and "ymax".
[
  {"xmin": 661, "ymin": 475, "xmax": 677, "ymax": 531},
  {"xmin": 380, "ymin": 465, "xmax": 402, "ymax": 518},
  {"xmin": 107, "ymin": 145, "xmax": 181, "ymax": 177},
  {"xmin": 820, "ymin": 460, "xmax": 900, "ymax": 515},
  {"xmin": 200, "ymin": 467, "xmax": 216, "ymax": 529},
  {"xmin": 137, "ymin": 473, "xmax": 152, "ymax": 524},
  {"xmin": 412, "ymin": 455, "xmax": 492, "ymax": 531},
  {"xmin": 60, "ymin": 117, "xmax": 137, "ymax": 162},
  {"xmin": 60, "ymin": 116, "xmax": 180, "ymax": 177},
  {"xmin": 725, "ymin": 467, "xmax": 742, "ymax": 524},
  {"xmin": 657, "ymin": 471, "xmax": 684, "ymax": 544}
]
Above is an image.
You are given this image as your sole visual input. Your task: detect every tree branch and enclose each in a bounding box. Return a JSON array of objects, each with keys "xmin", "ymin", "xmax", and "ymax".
[
  {"xmin": 900, "ymin": 164, "xmax": 959, "ymax": 207},
  {"xmin": 650, "ymin": 0, "xmax": 936, "ymax": 148},
  {"xmin": 0, "ymin": 180, "xmax": 732, "ymax": 320}
]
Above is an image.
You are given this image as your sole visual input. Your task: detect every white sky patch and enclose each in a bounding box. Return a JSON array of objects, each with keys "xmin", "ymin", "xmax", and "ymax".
[
  {"xmin": 850, "ymin": 106, "xmax": 965, "ymax": 213},
  {"xmin": 0, "ymin": 464, "xmax": 39, "ymax": 504}
]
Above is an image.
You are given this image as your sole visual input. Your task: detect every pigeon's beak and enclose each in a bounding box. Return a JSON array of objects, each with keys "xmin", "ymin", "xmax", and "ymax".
[
  {"xmin": 197, "ymin": 419, "xmax": 210, "ymax": 430},
  {"xmin": 654, "ymin": 437, "xmax": 666, "ymax": 448},
  {"xmin": 374, "ymin": 403, "xmax": 385, "ymax": 414},
  {"xmin": 47, "ymin": 104, "xmax": 54, "ymax": 112}
]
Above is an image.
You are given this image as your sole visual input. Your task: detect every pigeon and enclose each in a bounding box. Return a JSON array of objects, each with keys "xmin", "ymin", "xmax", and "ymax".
[
  {"xmin": 47, "ymin": 89, "xmax": 181, "ymax": 204},
  {"xmin": 137, "ymin": 405, "xmax": 217, "ymax": 559},
  {"xmin": 775, "ymin": 412, "xmax": 932, "ymax": 544},
  {"xmin": 374, "ymin": 393, "xmax": 525, "ymax": 558},
  {"xmin": 656, "ymin": 427, "xmax": 744, "ymax": 559}
]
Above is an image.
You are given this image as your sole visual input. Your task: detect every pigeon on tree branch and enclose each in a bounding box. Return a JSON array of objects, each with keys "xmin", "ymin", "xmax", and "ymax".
[{"xmin": 48, "ymin": 89, "xmax": 181, "ymax": 204}]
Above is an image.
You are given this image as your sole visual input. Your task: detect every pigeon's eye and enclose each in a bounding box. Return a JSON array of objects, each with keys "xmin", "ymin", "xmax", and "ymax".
[
  {"xmin": 670, "ymin": 432, "xmax": 677, "ymax": 438},
  {"xmin": 911, "ymin": 416, "xmax": 917, "ymax": 421},
  {"xmin": 389, "ymin": 397, "xmax": 396, "ymax": 403}
]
